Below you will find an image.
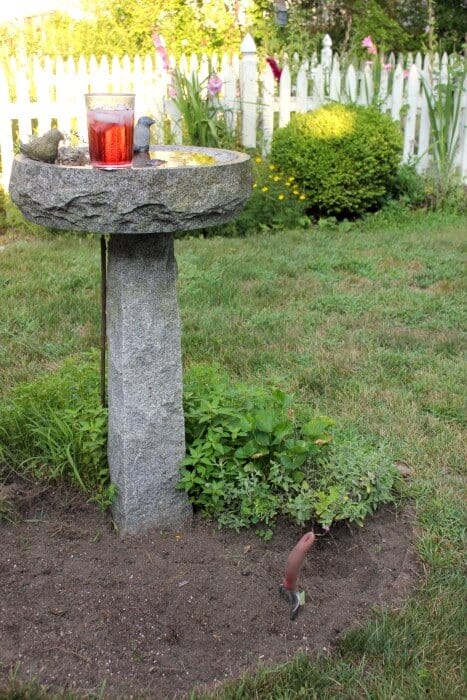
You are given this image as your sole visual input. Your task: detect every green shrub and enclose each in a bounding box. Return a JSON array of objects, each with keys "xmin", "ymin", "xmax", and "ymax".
[{"xmin": 270, "ymin": 103, "xmax": 403, "ymax": 218}]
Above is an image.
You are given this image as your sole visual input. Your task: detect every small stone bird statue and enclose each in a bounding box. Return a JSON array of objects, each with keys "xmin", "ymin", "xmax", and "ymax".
[
  {"xmin": 19, "ymin": 128, "xmax": 64, "ymax": 163},
  {"xmin": 134, "ymin": 116, "xmax": 156, "ymax": 153}
]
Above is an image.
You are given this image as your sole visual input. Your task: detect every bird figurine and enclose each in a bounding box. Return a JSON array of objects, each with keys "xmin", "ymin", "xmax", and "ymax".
[
  {"xmin": 19, "ymin": 128, "xmax": 64, "ymax": 163},
  {"xmin": 134, "ymin": 116, "xmax": 155, "ymax": 153}
]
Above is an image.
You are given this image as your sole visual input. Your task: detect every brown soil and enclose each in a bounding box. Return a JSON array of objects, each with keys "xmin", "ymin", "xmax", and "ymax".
[{"xmin": 0, "ymin": 481, "xmax": 419, "ymax": 699}]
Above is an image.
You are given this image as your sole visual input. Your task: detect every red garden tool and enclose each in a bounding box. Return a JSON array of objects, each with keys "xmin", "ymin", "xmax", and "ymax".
[{"xmin": 280, "ymin": 531, "xmax": 315, "ymax": 619}]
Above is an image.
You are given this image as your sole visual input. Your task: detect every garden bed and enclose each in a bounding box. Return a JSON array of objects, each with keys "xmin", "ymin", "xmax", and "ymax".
[{"xmin": 0, "ymin": 480, "xmax": 419, "ymax": 698}]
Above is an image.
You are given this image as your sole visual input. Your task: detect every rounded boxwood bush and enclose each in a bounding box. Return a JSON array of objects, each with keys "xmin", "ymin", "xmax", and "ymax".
[{"xmin": 270, "ymin": 103, "xmax": 403, "ymax": 218}]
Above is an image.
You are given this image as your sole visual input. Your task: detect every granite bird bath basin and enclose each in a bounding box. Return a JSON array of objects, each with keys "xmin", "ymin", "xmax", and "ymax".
[{"xmin": 9, "ymin": 145, "xmax": 252, "ymax": 534}]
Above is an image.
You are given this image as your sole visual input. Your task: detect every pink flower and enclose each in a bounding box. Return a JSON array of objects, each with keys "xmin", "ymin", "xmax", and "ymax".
[
  {"xmin": 365, "ymin": 60, "xmax": 374, "ymax": 68},
  {"xmin": 403, "ymin": 69, "xmax": 410, "ymax": 78},
  {"xmin": 383, "ymin": 63, "xmax": 393, "ymax": 72},
  {"xmin": 266, "ymin": 56, "xmax": 282, "ymax": 82},
  {"xmin": 207, "ymin": 74, "xmax": 222, "ymax": 96},
  {"xmin": 152, "ymin": 31, "xmax": 170, "ymax": 72},
  {"xmin": 362, "ymin": 35, "xmax": 377, "ymax": 55},
  {"xmin": 151, "ymin": 32, "xmax": 164, "ymax": 49}
]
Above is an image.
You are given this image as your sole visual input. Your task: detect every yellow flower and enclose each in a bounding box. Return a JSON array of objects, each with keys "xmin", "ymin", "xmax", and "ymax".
[
  {"xmin": 293, "ymin": 190, "xmax": 300, "ymax": 195},
  {"xmin": 287, "ymin": 176, "xmax": 295, "ymax": 182},
  {"xmin": 261, "ymin": 186, "xmax": 269, "ymax": 192},
  {"xmin": 285, "ymin": 181, "xmax": 291, "ymax": 187},
  {"xmin": 278, "ymin": 194, "xmax": 285, "ymax": 200},
  {"xmin": 299, "ymin": 194, "xmax": 306, "ymax": 200},
  {"xmin": 253, "ymin": 182, "xmax": 257, "ymax": 188},
  {"xmin": 273, "ymin": 175, "xmax": 280, "ymax": 181},
  {"xmin": 255, "ymin": 156, "xmax": 262, "ymax": 163},
  {"xmin": 269, "ymin": 164, "xmax": 276, "ymax": 171}
]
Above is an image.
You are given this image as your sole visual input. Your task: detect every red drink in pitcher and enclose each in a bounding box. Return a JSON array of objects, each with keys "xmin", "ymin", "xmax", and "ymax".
[{"xmin": 85, "ymin": 94, "xmax": 135, "ymax": 169}]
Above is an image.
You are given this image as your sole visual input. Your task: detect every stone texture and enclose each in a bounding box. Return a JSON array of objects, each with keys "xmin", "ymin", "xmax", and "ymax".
[
  {"xmin": 8, "ymin": 146, "xmax": 252, "ymax": 234},
  {"xmin": 107, "ymin": 233, "xmax": 192, "ymax": 534}
]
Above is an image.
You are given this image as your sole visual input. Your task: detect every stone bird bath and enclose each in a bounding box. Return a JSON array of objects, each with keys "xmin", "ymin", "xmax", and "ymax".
[{"xmin": 9, "ymin": 145, "xmax": 252, "ymax": 534}]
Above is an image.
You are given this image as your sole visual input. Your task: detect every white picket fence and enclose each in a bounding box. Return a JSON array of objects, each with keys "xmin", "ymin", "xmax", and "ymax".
[{"xmin": 1, "ymin": 34, "xmax": 466, "ymax": 189}]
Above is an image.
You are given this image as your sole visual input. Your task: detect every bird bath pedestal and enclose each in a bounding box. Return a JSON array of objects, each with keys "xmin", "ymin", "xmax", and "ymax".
[{"xmin": 9, "ymin": 146, "xmax": 252, "ymax": 534}]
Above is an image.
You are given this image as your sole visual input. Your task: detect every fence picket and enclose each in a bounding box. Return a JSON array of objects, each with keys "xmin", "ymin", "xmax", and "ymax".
[
  {"xmin": 417, "ymin": 55, "xmax": 432, "ymax": 171},
  {"xmin": 279, "ymin": 63, "xmax": 291, "ymax": 127},
  {"xmin": 345, "ymin": 64, "xmax": 357, "ymax": 103},
  {"xmin": 329, "ymin": 56, "xmax": 340, "ymax": 101},
  {"xmin": 239, "ymin": 34, "xmax": 257, "ymax": 149},
  {"xmin": 296, "ymin": 60, "xmax": 309, "ymax": 112},
  {"xmin": 457, "ymin": 73, "xmax": 467, "ymax": 180},
  {"xmin": 310, "ymin": 63, "xmax": 324, "ymax": 110},
  {"xmin": 260, "ymin": 65, "xmax": 275, "ymax": 154},
  {"xmin": 391, "ymin": 63, "xmax": 404, "ymax": 120},
  {"xmin": 403, "ymin": 64, "xmax": 419, "ymax": 162}
]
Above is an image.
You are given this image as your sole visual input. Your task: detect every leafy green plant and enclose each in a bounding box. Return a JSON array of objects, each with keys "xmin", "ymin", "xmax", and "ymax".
[
  {"xmin": 270, "ymin": 103, "xmax": 403, "ymax": 218},
  {"xmin": 179, "ymin": 363, "xmax": 333, "ymax": 536},
  {"xmin": 391, "ymin": 163, "xmax": 427, "ymax": 207},
  {"xmin": 170, "ymin": 67, "xmax": 235, "ymax": 148},
  {"xmin": 0, "ymin": 356, "xmax": 400, "ymax": 533},
  {"xmin": 310, "ymin": 427, "xmax": 400, "ymax": 528},
  {"xmin": 179, "ymin": 364, "xmax": 399, "ymax": 536},
  {"xmin": 420, "ymin": 61, "xmax": 467, "ymax": 204}
]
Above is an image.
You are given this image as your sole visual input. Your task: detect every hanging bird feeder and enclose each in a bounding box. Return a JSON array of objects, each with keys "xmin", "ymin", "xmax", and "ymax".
[{"xmin": 275, "ymin": 0, "xmax": 289, "ymax": 27}]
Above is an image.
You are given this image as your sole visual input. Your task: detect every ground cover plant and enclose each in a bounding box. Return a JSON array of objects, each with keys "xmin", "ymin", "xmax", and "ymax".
[
  {"xmin": 0, "ymin": 205, "xmax": 466, "ymax": 698},
  {"xmin": 0, "ymin": 353, "xmax": 399, "ymax": 538}
]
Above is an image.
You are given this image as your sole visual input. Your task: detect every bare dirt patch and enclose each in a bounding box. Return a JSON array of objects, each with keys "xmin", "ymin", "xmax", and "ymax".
[{"xmin": 0, "ymin": 481, "xmax": 419, "ymax": 699}]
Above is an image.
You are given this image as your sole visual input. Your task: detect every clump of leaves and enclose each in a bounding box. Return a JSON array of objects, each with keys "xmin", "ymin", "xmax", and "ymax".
[
  {"xmin": 420, "ymin": 61, "xmax": 467, "ymax": 205},
  {"xmin": 179, "ymin": 364, "xmax": 333, "ymax": 538},
  {"xmin": 178, "ymin": 364, "xmax": 399, "ymax": 537},
  {"xmin": 287, "ymin": 427, "xmax": 401, "ymax": 530}
]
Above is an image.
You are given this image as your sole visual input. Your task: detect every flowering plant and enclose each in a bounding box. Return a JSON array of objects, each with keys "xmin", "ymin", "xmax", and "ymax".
[
  {"xmin": 152, "ymin": 32, "xmax": 233, "ymax": 148},
  {"xmin": 358, "ymin": 35, "xmax": 394, "ymax": 107},
  {"xmin": 266, "ymin": 56, "xmax": 282, "ymax": 83},
  {"xmin": 420, "ymin": 59, "xmax": 467, "ymax": 201},
  {"xmin": 232, "ymin": 156, "xmax": 310, "ymax": 234}
]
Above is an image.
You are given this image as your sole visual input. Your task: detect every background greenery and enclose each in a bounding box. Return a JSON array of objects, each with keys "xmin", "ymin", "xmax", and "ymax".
[{"xmin": 0, "ymin": 0, "xmax": 464, "ymax": 60}]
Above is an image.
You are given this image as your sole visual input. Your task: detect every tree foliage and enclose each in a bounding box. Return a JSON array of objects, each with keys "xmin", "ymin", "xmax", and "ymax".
[
  {"xmin": 256, "ymin": 0, "xmax": 466, "ymax": 55},
  {"xmin": 1, "ymin": 0, "xmax": 242, "ymax": 59},
  {"xmin": 0, "ymin": 0, "xmax": 464, "ymax": 59}
]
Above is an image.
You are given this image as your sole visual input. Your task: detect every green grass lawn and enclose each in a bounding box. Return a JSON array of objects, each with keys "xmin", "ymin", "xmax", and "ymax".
[{"xmin": 0, "ymin": 207, "xmax": 466, "ymax": 698}]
